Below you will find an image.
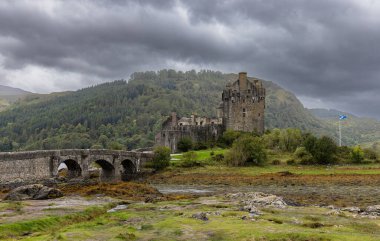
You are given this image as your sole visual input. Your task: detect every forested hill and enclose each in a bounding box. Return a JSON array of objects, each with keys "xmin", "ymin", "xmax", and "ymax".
[{"xmin": 0, "ymin": 70, "xmax": 371, "ymax": 151}]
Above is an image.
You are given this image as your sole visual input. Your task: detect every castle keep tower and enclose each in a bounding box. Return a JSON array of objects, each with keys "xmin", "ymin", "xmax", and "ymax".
[{"xmin": 220, "ymin": 72, "xmax": 266, "ymax": 134}]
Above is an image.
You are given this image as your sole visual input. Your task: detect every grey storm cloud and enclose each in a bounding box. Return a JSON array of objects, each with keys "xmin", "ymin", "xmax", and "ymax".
[{"xmin": 0, "ymin": 0, "xmax": 379, "ymax": 119}]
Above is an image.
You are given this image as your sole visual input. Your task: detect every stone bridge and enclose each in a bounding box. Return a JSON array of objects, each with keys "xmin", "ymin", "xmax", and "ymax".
[{"xmin": 0, "ymin": 149, "xmax": 154, "ymax": 184}]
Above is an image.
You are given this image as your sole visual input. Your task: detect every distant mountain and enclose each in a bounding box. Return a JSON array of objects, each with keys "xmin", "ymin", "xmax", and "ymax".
[
  {"xmin": 309, "ymin": 108, "xmax": 355, "ymax": 120},
  {"xmin": 0, "ymin": 85, "xmax": 32, "ymax": 102},
  {"xmin": 0, "ymin": 70, "xmax": 377, "ymax": 151},
  {"xmin": 0, "ymin": 85, "xmax": 32, "ymax": 111}
]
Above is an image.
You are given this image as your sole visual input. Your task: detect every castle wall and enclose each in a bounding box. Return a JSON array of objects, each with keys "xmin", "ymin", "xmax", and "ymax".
[{"xmin": 156, "ymin": 124, "xmax": 224, "ymax": 153}]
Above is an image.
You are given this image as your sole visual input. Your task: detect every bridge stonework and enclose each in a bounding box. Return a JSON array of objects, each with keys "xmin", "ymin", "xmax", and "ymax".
[{"xmin": 0, "ymin": 149, "xmax": 154, "ymax": 184}]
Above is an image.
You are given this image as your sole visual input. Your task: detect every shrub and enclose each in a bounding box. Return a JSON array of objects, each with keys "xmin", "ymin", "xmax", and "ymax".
[
  {"xmin": 351, "ymin": 145, "xmax": 364, "ymax": 164},
  {"xmin": 211, "ymin": 153, "xmax": 224, "ymax": 162},
  {"xmin": 180, "ymin": 151, "xmax": 201, "ymax": 167},
  {"xmin": 286, "ymin": 159, "xmax": 296, "ymax": 165},
  {"xmin": 336, "ymin": 146, "xmax": 352, "ymax": 163},
  {"xmin": 224, "ymin": 135, "xmax": 267, "ymax": 166},
  {"xmin": 152, "ymin": 146, "xmax": 171, "ymax": 170},
  {"xmin": 294, "ymin": 147, "xmax": 313, "ymax": 165},
  {"xmin": 363, "ymin": 148, "xmax": 377, "ymax": 160},
  {"xmin": 271, "ymin": 159, "xmax": 281, "ymax": 165},
  {"xmin": 177, "ymin": 137, "xmax": 193, "ymax": 152},
  {"xmin": 91, "ymin": 144, "xmax": 103, "ymax": 149},
  {"xmin": 193, "ymin": 142, "xmax": 208, "ymax": 150}
]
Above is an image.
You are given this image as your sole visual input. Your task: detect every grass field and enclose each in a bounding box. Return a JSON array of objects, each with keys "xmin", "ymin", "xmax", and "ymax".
[{"xmin": 2, "ymin": 197, "xmax": 380, "ymax": 241}]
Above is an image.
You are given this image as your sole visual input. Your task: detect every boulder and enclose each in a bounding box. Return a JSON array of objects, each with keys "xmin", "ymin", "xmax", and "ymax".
[
  {"xmin": 192, "ymin": 212, "xmax": 208, "ymax": 221},
  {"xmin": 365, "ymin": 205, "xmax": 380, "ymax": 215},
  {"xmin": 242, "ymin": 204, "xmax": 262, "ymax": 216},
  {"xmin": 341, "ymin": 207, "xmax": 361, "ymax": 213},
  {"xmin": 4, "ymin": 184, "xmax": 63, "ymax": 201},
  {"xmin": 226, "ymin": 192, "xmax": 287, "ymax": 208}
]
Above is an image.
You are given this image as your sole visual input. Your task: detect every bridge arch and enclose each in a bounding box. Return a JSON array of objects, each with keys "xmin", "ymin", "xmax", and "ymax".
[
  {"xmin": 121, "ymin": 159, "xmax": 136, "ymax": 181},
  {"xmin": 60, "ymin": 159, "xmax": 82, "ymax": 179},
  {"xmin": 94, "ymin": 159, "xmax": 115, "ymax": 181}
]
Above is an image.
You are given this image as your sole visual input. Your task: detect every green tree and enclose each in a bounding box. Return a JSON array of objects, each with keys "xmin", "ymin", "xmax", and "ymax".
[
  {"xmin": 220, "ymin": 130, "xmax": 242, "ymax": 147},
  {"xmin": 313, "ymin": 136, "xmax": 337, "ymax": 164},
  {"xmin": 225, "ymin": 135, "xmax": 267, "ymax": 166},
  {"xmin": 303, "ymin": 133, "xmax": 318, "ymax": 156},
  {"xmin": 108, "ymin": 141, "xmax": 124, "ymax": 150},
  {"xmin": 279, "ymin": 128, "xmax": 303, "ymax": 152},
  {"xmin": 363, "ymin": 148, "xmax": 377, "ymax": 160},
  {"xmin": 152, "ymin": 146, "xmax": 171, "ymax": 170},
  {"xmin": 177, "ymin": 137, "xmax": 193, "ymax": 152},
  {"xmin": 351, "ymin": 145, "xmax": 365, "ymax": 164}
]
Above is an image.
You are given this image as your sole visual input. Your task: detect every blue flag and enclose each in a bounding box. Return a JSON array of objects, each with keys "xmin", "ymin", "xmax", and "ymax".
[{"xmin": 339, "ymin": 115, "xmax": 347, "ymax": 120}]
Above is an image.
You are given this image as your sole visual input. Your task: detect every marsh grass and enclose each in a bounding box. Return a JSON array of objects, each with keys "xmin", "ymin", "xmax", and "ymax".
[{"xmin": 0, "ymin": 205, "xmax": 113, "ymax": 239}]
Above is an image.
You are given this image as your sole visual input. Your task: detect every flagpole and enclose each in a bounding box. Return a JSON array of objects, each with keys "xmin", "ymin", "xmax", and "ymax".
[{"xmin": 339, "ymin": 119, "xmax": 341, "ymax": 147}]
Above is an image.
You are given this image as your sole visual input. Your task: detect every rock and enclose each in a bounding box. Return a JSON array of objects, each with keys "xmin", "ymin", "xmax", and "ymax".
[
  {"xmin": 4, "ymin": 184, "xmax": 63, "ymax": 201},
  {"xmin": 326, "ymin": 205, "xmax": 336, "ymax": 210},
  {"xmin": 326, "ymin": 209, "xmax": 342, "ymax": 216},
  {"xmin": 365, "ymin": 205, "xmax": 380, "ymax": 214},
  {"xmin": 192, "ymin": 212, "xmax": 208, "ymax": 221},
  {"xmin": 341, "ymin": 207, "xmax": 361, "ymax": 213},
  {"xmin": 242, "ymin": 204, "xmax": 262, "ymax": 216},
  {"xmin": 107, "ymin": 204, "xmax": 128, "ymax": 213},
  {"xmin": 226, "ymin": 192, "xmax": 287, "ymax": 208}
]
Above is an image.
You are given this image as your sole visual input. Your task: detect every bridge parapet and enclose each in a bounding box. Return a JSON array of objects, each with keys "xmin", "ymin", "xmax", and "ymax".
[{"xmin": 0, "ymin": 149, "xmax": 154, "ymax": 185}]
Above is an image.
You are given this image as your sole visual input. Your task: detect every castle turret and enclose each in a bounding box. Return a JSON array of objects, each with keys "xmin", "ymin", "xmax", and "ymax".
[
  {"xmin": 171, "ymin": 112, "xmax": 177, "ymax": 127},
  {"xmin": 238, "ymin": 72, "xmax": 248, "ymax": 91}
]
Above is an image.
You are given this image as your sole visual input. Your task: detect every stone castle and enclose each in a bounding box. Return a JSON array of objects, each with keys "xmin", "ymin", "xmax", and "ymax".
[{"xmin": 155, "ymin": 72, "xmax": 266, "ymax": 152}]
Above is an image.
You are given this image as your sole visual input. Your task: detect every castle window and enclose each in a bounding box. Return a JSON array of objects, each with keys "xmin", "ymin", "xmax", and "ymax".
[
  {"xmin": 200, "ymin": 121, "xmax": 203, "ymax": 125},
  {"xmin": 179, "ymin": 123, "xmax": 183, "ymax": 126},
  {"xmin": 243, "ymin": 113, "xmax": 246, "ymax": 117},
  {"xmin": 258, "ymin": 113, "xmax": 261, "ymax": 117},
  {"xmin": 243, "ymin": 108, "xmax": 246, "ymax": 117}
]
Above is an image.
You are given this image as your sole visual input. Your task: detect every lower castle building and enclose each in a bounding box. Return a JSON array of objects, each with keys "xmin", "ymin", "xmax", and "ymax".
[{"xmin": 155, "ymin": 72, "xmax": 266, "ymax": 152}]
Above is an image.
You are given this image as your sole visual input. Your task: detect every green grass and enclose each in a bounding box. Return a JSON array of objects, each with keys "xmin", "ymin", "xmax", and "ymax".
[
  {"xmin": 170, "ymin": 148, "xmax": 227, "ymax": 165},
  {"xmin": 169, "ymin": 148, "xmax": 380, "ymax": 175},
  {"xmin": 3, "ymin": 198, "xmax": 380, "ymax": 240},
  {"xmin": 0, "ymin": 205, "xmax": 113, "ymax": 240}
]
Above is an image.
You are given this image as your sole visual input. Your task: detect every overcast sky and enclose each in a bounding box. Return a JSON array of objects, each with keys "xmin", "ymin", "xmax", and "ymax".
[{"xmin": 0, "ymin": 0, "xmax": 379, "ymax": 119}]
